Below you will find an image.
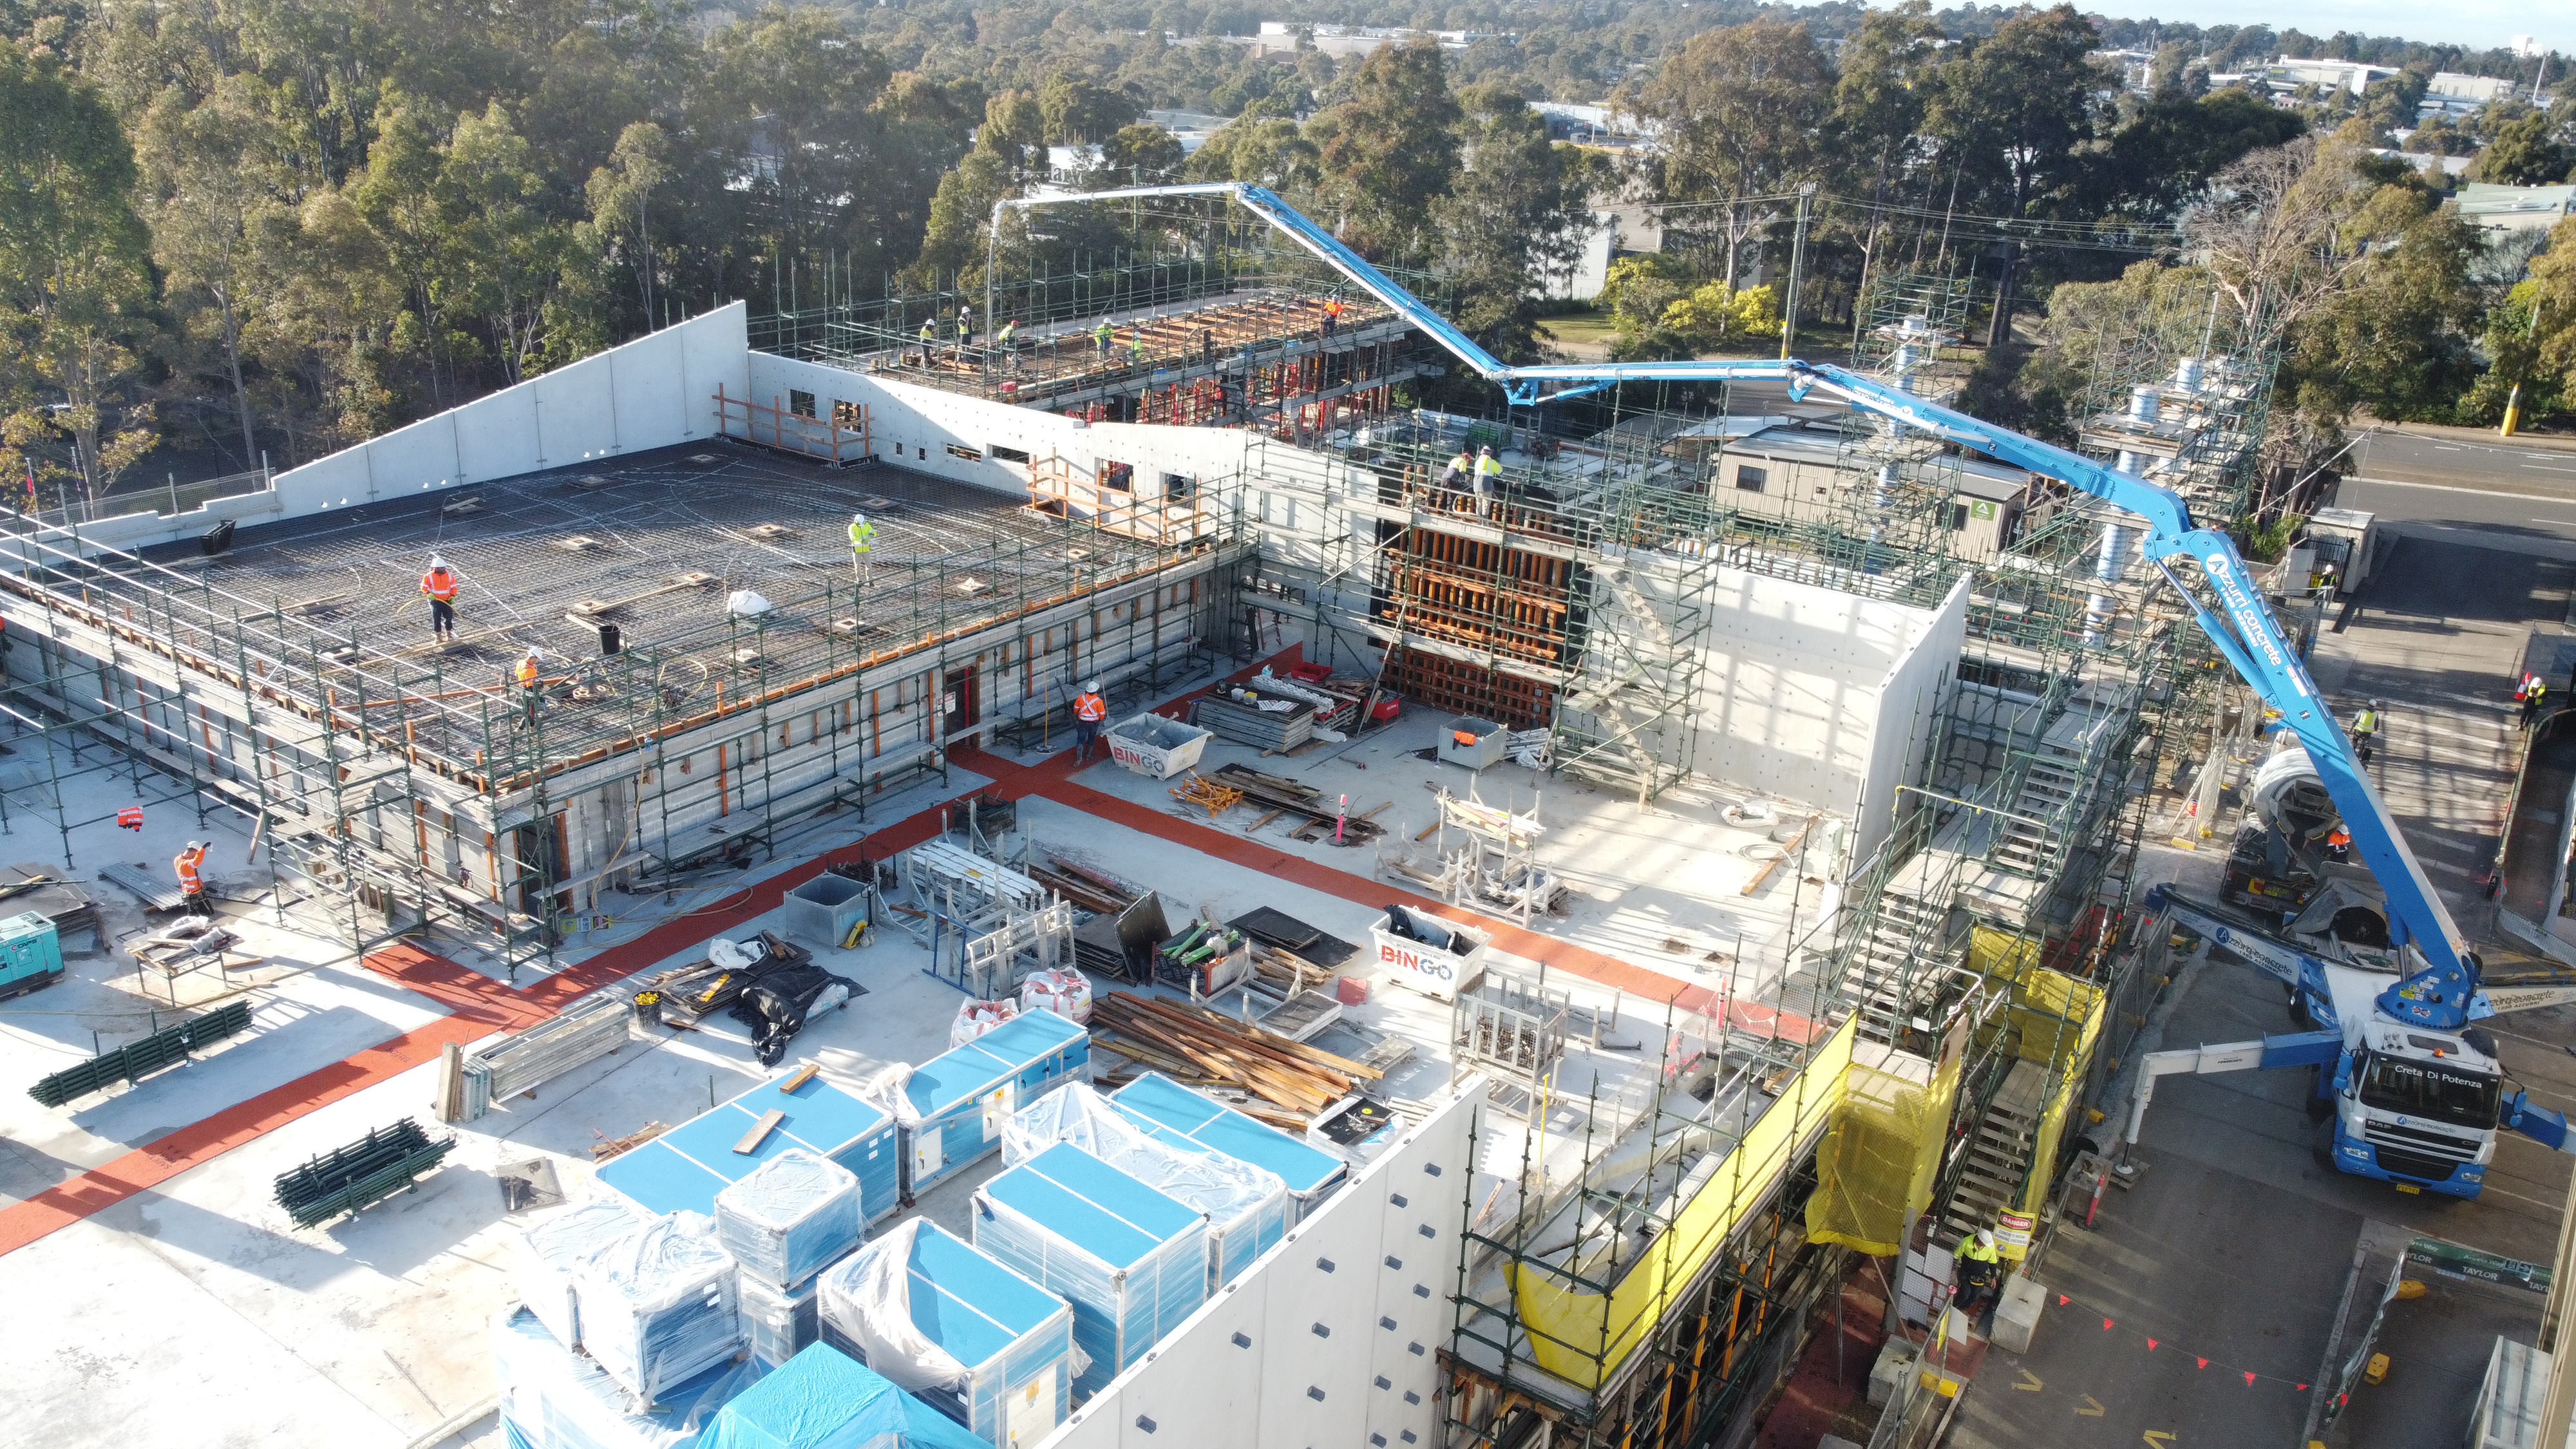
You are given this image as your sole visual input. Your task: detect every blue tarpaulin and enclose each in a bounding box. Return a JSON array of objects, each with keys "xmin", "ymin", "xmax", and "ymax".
[{"xmin": 697, "ymin": 1344, "xmax": 990, "ymax": 1449}]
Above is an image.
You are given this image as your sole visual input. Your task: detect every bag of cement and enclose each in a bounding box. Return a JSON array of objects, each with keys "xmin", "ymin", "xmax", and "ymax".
[
  {"xmin": 949, "ymin": 998, "xmax": 1017, "ymax": 1046},
  {"xmin": 725, "ymin": 589, "xmax": 773, "ymax": 618},
  {"xmin": 1018, "ymin": 967, "xmax": 1093, "ymax": 1025}
]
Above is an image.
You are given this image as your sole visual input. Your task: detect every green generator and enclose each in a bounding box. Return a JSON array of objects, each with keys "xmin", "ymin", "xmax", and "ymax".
[{"xmin": 0, "ymin": 911, "xmax": 64, "ymax": 999}]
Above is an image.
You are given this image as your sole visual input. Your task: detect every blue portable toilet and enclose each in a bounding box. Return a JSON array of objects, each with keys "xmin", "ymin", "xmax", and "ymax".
[
  {"xmin": 972, "ymin": 1142, "xmax": 1207, "ymax": 1398},
  {"xmin": 600, "ymin": 1068, "xmax": 900, "ymax": 1226},
  {"xmin": 816, "ymin": 1218, "xmax": 1075, "ymax": 1447},
  {"xmin": 1111, "ymin": 1070, "xmax": 1349, "ymax": 1220},
  {"xmin": 900, "ymin": 1010, "xmax": 1088, "ymax": 1199}
]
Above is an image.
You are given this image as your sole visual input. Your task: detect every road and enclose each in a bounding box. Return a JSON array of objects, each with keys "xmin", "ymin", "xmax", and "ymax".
[
  {"xmin": 2344, "ymin": 430, "xmax": 2576, "ymax": 542},
  {"xmin": 1955, "ymin": 440, "xmax": 2576, "ymax": 1449}
]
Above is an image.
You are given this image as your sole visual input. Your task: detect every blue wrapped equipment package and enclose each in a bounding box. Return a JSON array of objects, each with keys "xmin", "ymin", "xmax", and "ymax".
[
  {"xmin": 1112, "ymin": 1070, "xmax": 1349, "ymax": 1218},
  {"xmin": 493, "ymin": 1305, "xmax": 762, "ymax": 1449},
  {"xmin": 717, "ymin": 1148, "xmax": 862, "ymax": 1289},
  {"xmin": 1005, "ymin": 1081, "xmax": 1287, "ymax": 1291},
  {"xmin": 601, "ymin": 1067, "xmax": 901, "ymax": 1226},
  {"xmin": 511, "ymin": 1197, "xmax": 647, "ymax": 1350},
  {"xmin": 899, "ymin": 1009, "xmax": 1088, "ymax": 1198},
  {"xmin": 972, "ymin": 1142, "xmax": 1206, "ymax": 1398},
  {"xmin": 696, "ymin": 1343, "xmax": 992, "ymax": 1449},
  {"xmin": 740, "ymin": 1271, "xmax": 823, "ymax": 1367},
  {"xmin": 572, "ymin": 1209, "xmax": 744, "ymax": 1399},
  {"xmin": 817, "ymin": 1217, "xmax": 1075, "ymax": 1447}
]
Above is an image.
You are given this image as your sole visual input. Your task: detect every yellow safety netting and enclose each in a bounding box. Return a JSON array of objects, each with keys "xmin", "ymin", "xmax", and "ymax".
[
  {"xmin": 1803, "ymin": 1037, "xmax": 1964, "ymax": 1256},
  {"xmin": 1965, "ymin": 926, "xmax": 2110, "ymax": 1231},
  {"xmin": 1509, "ymin": 1018, "xmax": 1857, "ymax": 1390}
]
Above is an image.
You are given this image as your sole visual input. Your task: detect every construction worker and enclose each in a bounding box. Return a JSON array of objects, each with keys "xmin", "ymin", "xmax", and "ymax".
[
  {"xmin": 998, "ymin": 318, "xmax": 1020, "ymax": 373},
  {"xmin": 1321, "ymin": 296, "xmax": 1345, "ymax": 340},
  {"xmin": 1093, "ymin": 318, "xmax": 1113, "ymax": 357},
  {"xmin": 956, "ymin": 303, "xmax": 974, "ymax": 350},
  {"xmin": 421, "ymin": 554, "xmax": 460, "ymax": 643},
  {"xmin": 2326, "ymin": 826, "xmax": 2354, "ymax": 863},
  {"xmin": 916, "ymin": 319, "xmax": 936, "ymax": 368},
  {"xmin": 1130, "ymin": 328, "xmax": 1145, "ymax": 366},
  {"xmin": 2350, "ymin": 699, "xmax": 2381, "ymax": 764},
  {"xmin": 1473, "ymin": 445, "xmax": 1502, "ymax": 516},
  {"xmin": 1952, "ymin": 1227, "xmax": 2003, "ymax": 1329},
  {"xmin": 848, "ymin": 511, "xmax": 876, "ymax": 587},
  {"xmin": 174, "ymin": 839, "xmax": 211, "ymax": 916},
  {"xmin": 515, "ymin": 647, "xmax": 545, "ymax": 727},
  {"xmin": 1071, "ymin": 678, "xmax": 1108, "ymax": 762},
  {"xmin": 2527, "ymin": 679, "xmax": 2550, "ymax": 730},
  {"xmin": 1437, "ymin": 446, "xmax": 1473, "ymax": 509},
  {"xmin": 117, "ymin": 804, "xmax": 144, "ymax": 831}
]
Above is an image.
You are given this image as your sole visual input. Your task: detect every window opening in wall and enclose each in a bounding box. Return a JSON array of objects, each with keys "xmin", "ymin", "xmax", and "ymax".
[
  {"xmin": 990, "ymin": 444, "xmax": 1032, "ymax": 465},
  {"xmin": 788, "ymin": 390, "xmax": 817, "ymax": 418},
  {"xmin": 1162, "ymin": 473, "xmax": 1194, "ymax": 500},
  {"xmin": 946, "ymin": 443, "xmax": 984, "ymax": 461},
  {"xmin": 1734, "ymin": 464, "xmax": 1766, "ymax": 493},
  {"xmin": 1099, "ymin": 461, "xmax": 1133, "ymax": 493},
  {"xmin": 832, "ymin": 399, "xmax": 863, "ymax": 428}
]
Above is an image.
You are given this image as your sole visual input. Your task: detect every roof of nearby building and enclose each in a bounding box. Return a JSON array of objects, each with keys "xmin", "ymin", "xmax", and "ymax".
[{"xmin": 1721, "ymin": 422, "xmax": 2034, "ymax": 500}]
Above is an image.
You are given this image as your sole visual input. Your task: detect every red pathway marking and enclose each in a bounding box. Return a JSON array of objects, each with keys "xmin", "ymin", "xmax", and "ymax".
[{"xmin": 0, "ymin": 643, "xmax": 1813, "ymax": 1257}]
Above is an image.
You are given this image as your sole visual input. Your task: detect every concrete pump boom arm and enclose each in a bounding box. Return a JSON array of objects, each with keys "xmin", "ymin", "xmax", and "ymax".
[{"xmin": 983, "ymin": 180, "xmax": 2472, "ymax": 1011}]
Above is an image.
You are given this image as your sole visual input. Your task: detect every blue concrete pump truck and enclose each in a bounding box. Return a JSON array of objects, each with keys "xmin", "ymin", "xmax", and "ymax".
[{"xmin": 994, "ymin": 181, "xmax": 2576, "ymax": 1199}]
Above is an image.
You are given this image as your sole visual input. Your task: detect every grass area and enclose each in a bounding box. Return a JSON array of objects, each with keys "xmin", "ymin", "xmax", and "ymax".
[{"xmin": 1536, "ymin": 308, "xmax": 1618, "ymax": 350}]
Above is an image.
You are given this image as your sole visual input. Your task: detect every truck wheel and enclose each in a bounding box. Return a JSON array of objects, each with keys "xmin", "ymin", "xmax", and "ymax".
[
  {"xmin": 2313, "ymin": 1118, "xmax": 2340, "ymax": 1171},
  {"xmin": 2306, "ymin": 1066, "xmax": 2332, "ymax": 1121}
]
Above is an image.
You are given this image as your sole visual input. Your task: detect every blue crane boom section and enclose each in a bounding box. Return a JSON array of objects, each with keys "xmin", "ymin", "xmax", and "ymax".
[{"xmin": 990, "ymin": 182, "xmax": 2473, "ymax": 1011}]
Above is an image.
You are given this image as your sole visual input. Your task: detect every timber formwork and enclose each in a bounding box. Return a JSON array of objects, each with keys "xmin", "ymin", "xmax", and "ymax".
[{"xmin": 0, "ymin": 448, "xmax": 1242, "ymax": 979}]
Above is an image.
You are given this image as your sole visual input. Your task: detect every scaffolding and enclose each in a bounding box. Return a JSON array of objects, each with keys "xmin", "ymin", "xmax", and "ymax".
[{"xmin": 0, "ymin": 449, "xmax": 1245, "ymax": 980}]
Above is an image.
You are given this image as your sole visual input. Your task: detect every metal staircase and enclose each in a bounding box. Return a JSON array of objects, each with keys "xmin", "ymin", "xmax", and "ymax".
[{"xmin": 1938, "ymin": 1058, "xmax": 2049, "ymax": 1243}]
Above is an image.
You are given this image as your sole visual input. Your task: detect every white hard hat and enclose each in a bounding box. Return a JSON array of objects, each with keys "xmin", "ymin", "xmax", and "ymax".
[
  {"xmin": 527, "ymin": 647, "xmax": 543, "ymax": 660},
  {"xmin": 429, "ymin": 554, "xmax": 446, "ymax": 568},
  {"xmin": 1976, "ymin": 1229, "xmax": 1996, "ymax": 1248},
  {"xmin": 1083, "ymin": 679, "xmax": 1099, "ymax": 693},
  {"xmin": 186, "ymin": 840, "xmax": 202, "ymax": 851}
]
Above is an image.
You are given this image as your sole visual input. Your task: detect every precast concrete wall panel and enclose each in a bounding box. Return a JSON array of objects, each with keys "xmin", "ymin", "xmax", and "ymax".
[
  {"xmin": 1036, "ymin": 1078, "xmax": 1477, "ymax": 1449},
  {"xmin": 1853, "ymin": 572, "xmax": 1971, "ymax": 864},
  {"xmin": 530, "ymin": 359, "xmax": 620, "ymax": 465}
]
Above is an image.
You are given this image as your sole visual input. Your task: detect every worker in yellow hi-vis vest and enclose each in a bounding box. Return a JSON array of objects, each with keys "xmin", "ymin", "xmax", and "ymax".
[{"xmin": 848, "ymin": 511, "xmax": 875, "ymax": 587}]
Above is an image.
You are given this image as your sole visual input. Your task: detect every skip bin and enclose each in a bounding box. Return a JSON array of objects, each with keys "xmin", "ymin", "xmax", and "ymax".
[
  {"xmin": 1370, "ymin": 903, "xmax": 1490, "ymax": 1003},
  {"xmin": 1110, "ymin": 1070, "xmax": 1349, "ymax": 1220},
  {"xmin": 819, "ymin": 1217, "xmax": 1075, "ymax": 1446},
  {"xmin": 1104, "ymin": 712, "xmax": 1213, "ymax": 779},
  {"xmin": 971, "ymin": 1142, "xmax": 1208, "ymax": 1398},
  {"xmin": 900, "ymin": 1009, "xmax": 1089, "ymax": 1200},
  {"xmin": 1437, "ymin": 715, "xmax": 1507, "ymax": 770},
  {"xmin": 600, "ymin": 1068, "xmax": 900, "ymax": 1226},
  {"xmin": 783, "ymin": 873, "xmax": 870, "ymax": 949}
]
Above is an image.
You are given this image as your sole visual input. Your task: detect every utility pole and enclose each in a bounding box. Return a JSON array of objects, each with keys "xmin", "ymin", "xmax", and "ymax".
[{"xmin": 1779, "ymin": 182, "xmax": 1815, "ymax": 361}]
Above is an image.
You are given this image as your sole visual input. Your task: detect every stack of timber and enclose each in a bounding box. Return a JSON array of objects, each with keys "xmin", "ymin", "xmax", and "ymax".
[
  {"xmin": 1026, "ymin": 855, "xmax": 1141, "ymax": 916},
  {"xmin": 1087, "ymin": 990, "xmax": 1380, "ymax": 1123},
  {"xmin": 1209, "ymin": 764, "xmax": 1387, "ymax": 845}
]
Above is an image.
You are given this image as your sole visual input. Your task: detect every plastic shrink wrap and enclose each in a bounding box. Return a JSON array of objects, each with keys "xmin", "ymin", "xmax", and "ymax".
[
  {"xmin": 972, "ymin": 1142, "xmax": 1206, "ymax": 1398},
  {"xmin": 1005, "ymin": 1082, "xmax": 1286, "ymax": 1289},
  {"xmin": 739, "ymin": 1273, "xmax": 824, "ymax": 1367},
  {"xmin": 696, "ymin": 1343, "xmax": 990, "ymax": 1449},
  {"xmin": 511, "ymin": 1197, "xmax": 647, "ymax": 1350},
  {"xmin": 716, "ymin": 1148, "xmax": 863, "ymax": 1289},
  {"xmin": 494, "ymin": 1305, "xmax": 762, "ymax": 1449},
  {"xmin": 1111, "ymin": 1070, "xmax": 1350, "ymax": 1218},
  {"xmin": 816, "ymin": 1218, "xmax": 1077, "ymax": 1446},
  {"xmin": 573, "ymin": 1210, "xmax": 744, "ymax": 1399}
]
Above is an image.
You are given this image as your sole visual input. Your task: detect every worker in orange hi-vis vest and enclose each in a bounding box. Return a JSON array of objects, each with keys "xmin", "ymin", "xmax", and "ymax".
[
  {"xmin": 174, "ymin": 840, "xmax": 211, "ymax": 916},
  {"xmin": 421, "ymin": 555, "xmax": 461, "ymax": 643},
  {"xmin": 1071, "ymin": 679, "xmax": 1108, "ymax": 763},
  {"xmin": 515, "ymin": 648, "xmax": 544, "ymax": 727}
]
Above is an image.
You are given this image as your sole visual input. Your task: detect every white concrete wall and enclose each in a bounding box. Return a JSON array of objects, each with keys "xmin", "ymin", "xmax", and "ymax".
[
  {"xmin": 1691, "ymin": 566, "xmax": 1960, "ymax": 826},
  {"xmin": 742, "ymin": 356, "xmax": 1258, "ymax": 507},
  {"xmin": 1852, "ymin": 573, "xmax": 1971, "ymax": 865},
  {"xmin": 1035, "ymin": 1077, "xmax": 1482, "ymax": 1449},
  {"xmin": 270, "ymin": 303, "xmax": 749, "ymax": 520}
]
